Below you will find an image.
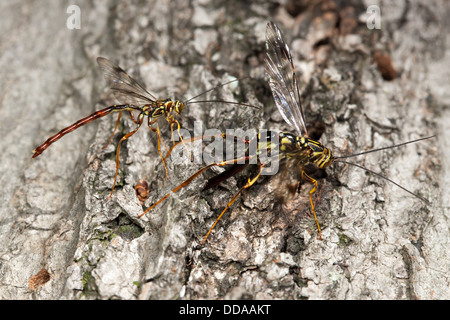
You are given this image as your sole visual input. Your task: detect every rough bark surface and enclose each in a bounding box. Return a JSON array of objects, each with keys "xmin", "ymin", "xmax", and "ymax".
[{"xmin": 0, "ymin": 0, "xmax": 448, "ymax": 300}]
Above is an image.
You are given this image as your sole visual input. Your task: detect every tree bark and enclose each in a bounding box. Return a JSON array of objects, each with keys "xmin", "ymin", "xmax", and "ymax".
[{"xmin": 0, "ymin": 0, "xmax": 448, "ymax": 300}]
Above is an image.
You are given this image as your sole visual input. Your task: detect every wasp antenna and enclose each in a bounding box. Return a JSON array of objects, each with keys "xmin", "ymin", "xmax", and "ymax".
[
  {"xmin": 186, "ymin": 99, "xmax": 261, "ymax": 110},
  {"xmin": 335, "ymin": 159, "xmax": 430, "ymax": 204},
  {"xmin": 334, "ymin": 135, "xmax": 436, "ymax": 160},
  {"xmin": 184, "ymin": 76, "xmax": 251, "ymax": 104}
]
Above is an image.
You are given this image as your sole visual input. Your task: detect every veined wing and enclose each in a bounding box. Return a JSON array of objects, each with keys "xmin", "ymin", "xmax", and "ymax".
[
  {"xmin": 264, "ymin": 21, "xmax": 308, "ymax": 137},
  {"xmin": 97, "ymin": 57, "xmax": 157, "ymax": 105}
]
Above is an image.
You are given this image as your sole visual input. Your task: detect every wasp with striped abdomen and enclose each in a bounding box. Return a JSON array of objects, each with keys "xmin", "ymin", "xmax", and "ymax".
[
  {"xmin": 137, "ymin": 21, "xmax": 433, "ymax": 243},
  {"xmin": 32, "ymin": 57, "xmax": 258, "ymax": 199}
]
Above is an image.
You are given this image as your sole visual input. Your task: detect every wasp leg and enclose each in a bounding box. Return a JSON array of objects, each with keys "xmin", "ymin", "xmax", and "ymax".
[
  {"xmin": 168, "ymin": 118, "xmax": 193, "ymax": 161},
  {"xmin": 149, "ymin": 119, "xmax": 170, "ymax": 178},
  {"xmin": 128, "ymin": 110, "xmax": 140, "ymax": 124},
  {"xmin": 168, "ymin": 118, "xmax": 176, "ymax": 146},
  {"xmin": 106, "ymin": 113, "xmax": 144, "ymax": 200},
  {"xmin": 300, "ymin": 169, "xmax": 322, "ymax": 240},
  {"xmin": 102, "ymin": 112, "xmax": 122, "ymax": 149},
  {"xmin": 137, "ymin": 154, "xmax": 253, "ymax": 219},
  {"xmin": 103, "ymin": 110, "xmax": 140, "ymax": 149},
  {"xmin": 202, "ymin": 163, "xmax": 265, "ymax": 244}
]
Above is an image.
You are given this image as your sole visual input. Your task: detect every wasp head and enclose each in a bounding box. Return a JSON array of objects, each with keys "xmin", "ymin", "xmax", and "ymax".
[{"xmin": 173, "ymin": 100, "xmax": 184, "ymax": 114}]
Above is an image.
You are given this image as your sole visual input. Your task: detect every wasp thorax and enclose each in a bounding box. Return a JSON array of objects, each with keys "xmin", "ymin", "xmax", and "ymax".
[{"xmin": 278, "ymin": 132, "xmax": 301, "ymax": 155}]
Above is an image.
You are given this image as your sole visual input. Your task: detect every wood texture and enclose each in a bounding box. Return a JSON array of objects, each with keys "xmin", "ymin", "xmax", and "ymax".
[{"xmin": 0, "ymin": 0, "xmax": 447, "ymax": 300}]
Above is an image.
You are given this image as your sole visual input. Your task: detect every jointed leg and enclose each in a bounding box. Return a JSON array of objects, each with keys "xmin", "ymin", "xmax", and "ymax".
[
  {"xmin": 137, "ymin": 154, "xmax": 253, "ymax": 219},
  {"xmin": 106, "ymin": 114, "xmax": 144, "ymax": 200},
  {"xmin": 169, "ymin": 118, "xmax": 193, "ymax": 161},
  {"xmin": 103, "ymin": 110, "xmax": 140, "ymax": 149},
  {"xmin": 169, "ymin": 121, "xmax": 176, "ymax": 146},
  {"xmin": 202, "ymin": 163, "xmax": 265, "ymax": 244},
  {"xmin": 149, "ymin": 120, "xmax": 170, "ymax": 178},
  {"xmin": 128, "ymin": 110, "xmax": 140, "ymax": 124},
  {"xmin": 301, "ymin": 169, "xmax": 322, "ymax": 240},
  {"xmin": 159, "ymin": 129, "xmax": 171, "ymax": 155},
  {"xmin": 103, "ymin": 112, "xmax": 122, "ymax": 149}
]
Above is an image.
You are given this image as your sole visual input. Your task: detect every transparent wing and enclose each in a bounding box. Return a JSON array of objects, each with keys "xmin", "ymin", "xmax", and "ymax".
[
  {"xmin": 97, "ymin": 57, "xmax": 157, "ymax": 105},
  {"xmin": 264, "ymin": 21, "xmax": 308, "ymax": 137}
]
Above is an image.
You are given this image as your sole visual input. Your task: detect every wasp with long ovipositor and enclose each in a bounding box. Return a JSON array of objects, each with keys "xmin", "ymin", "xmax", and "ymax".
[{"xmin": 32, "ymin": 57, "xmax": 259, "ymax": 199}]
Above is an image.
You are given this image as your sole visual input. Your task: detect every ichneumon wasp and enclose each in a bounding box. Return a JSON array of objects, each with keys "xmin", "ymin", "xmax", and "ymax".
[
  {"xmin": 137, "ymin": 21, "xmax": 434, "ymax": 243},
  {"xmin": 32, "ymin": 57, "xmax": 259, "ymax": 199}
]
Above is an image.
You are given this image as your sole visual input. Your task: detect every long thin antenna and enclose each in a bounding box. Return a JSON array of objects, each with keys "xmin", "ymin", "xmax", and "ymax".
[
  {"xmin": 334, "ymin": 135, "xmax": 436, "ymax": 160},
  {"xmin": 184, "ymin": 76, "xmax": 251, "ymax": 105},
  {"xmin": 335, "ymin": 159, "xmax": 429, "ymax": 204},
  {"xmin": 186, "ymin": 100, "xmax": 261, "ymax": 109}
]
